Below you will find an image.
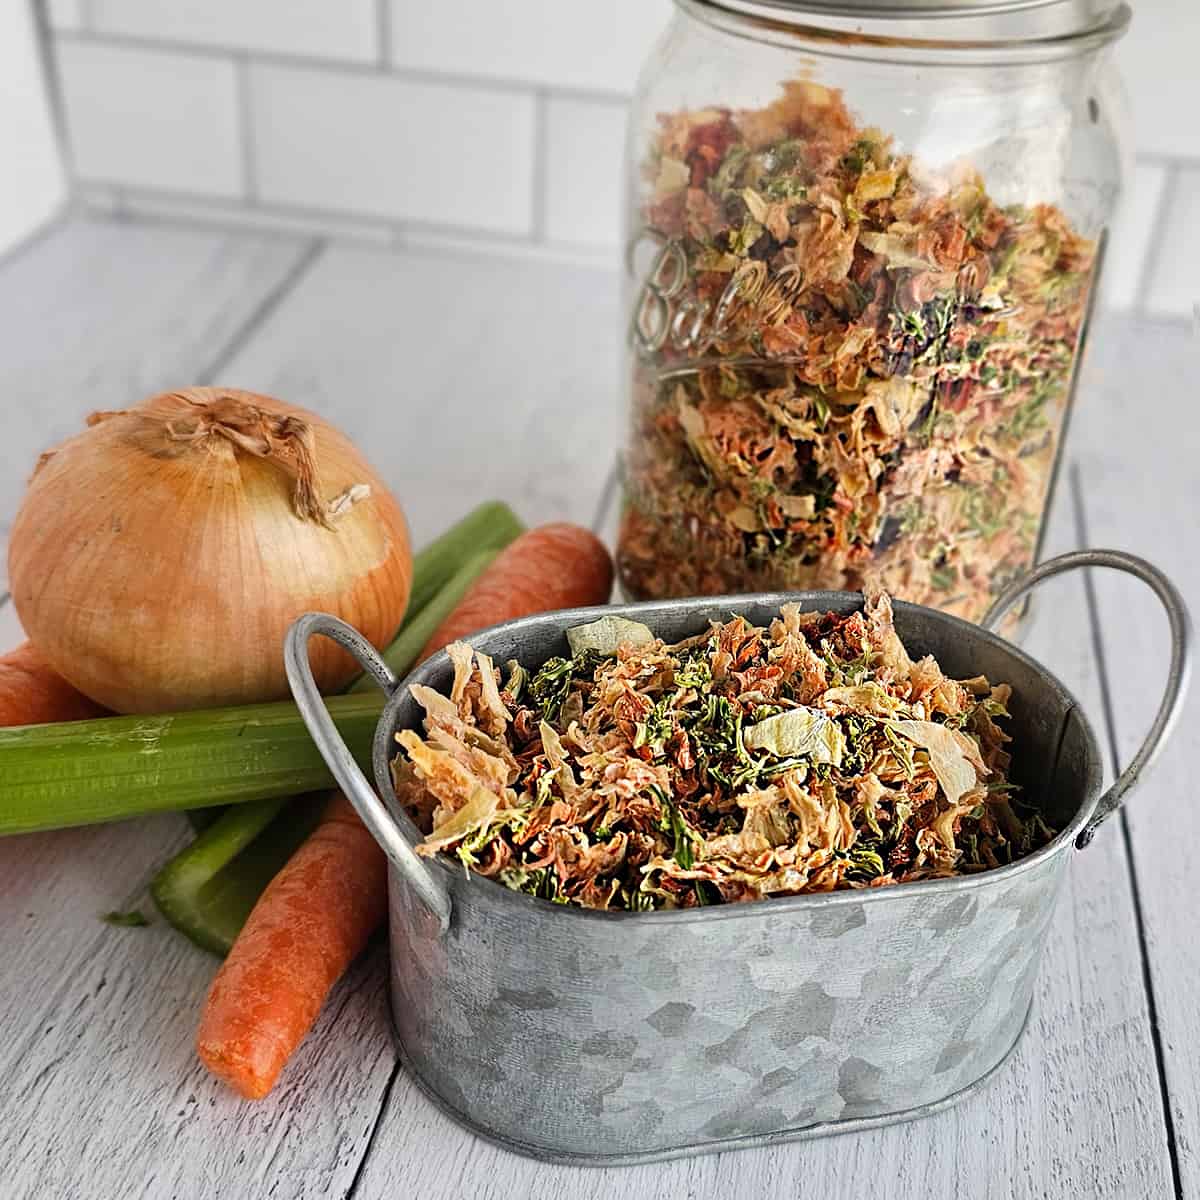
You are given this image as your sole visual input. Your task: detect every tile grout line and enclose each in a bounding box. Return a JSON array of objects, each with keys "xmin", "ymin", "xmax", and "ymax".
[
  {"xmin": 1131, "ymin": 161, "xmax": 1179, "ymax": 318},
  {"xmin": 196, "ymin": 237, "xmax": 326, "ymax": 385},
  {"xmin": 33, "ymin": 0, "xmax": 78, "ymax": 193},
  {"xmin": 1069, "ymin": 464, "xmax": 1184, "ymax": 1200},
  {"xmin": 376, "ymin": 0, "xmax": 390, "ymax": 68},
  {"xmin": 73, "ymin": 177, "xmax": 546, "ymax": 246},
  {"xmin": 235, "ymin": 53, "xmax": 258, "ymax": 205},
  {"xmin": 79, "ymin": 195, "xmax": 396, "ymax": 247},
  {"xmin": 530, "ymin": 89, "xmax": 550, "ymax": 244}
]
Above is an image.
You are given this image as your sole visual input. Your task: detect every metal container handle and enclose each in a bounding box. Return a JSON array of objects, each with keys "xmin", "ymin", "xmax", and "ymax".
[
  {"xmin": 982, "ymin": 549, "xmax": 1192, "ymax": 849},
  {"xmin": 284, "ymin": 613, "xmax": 452, "ymax": 932}
]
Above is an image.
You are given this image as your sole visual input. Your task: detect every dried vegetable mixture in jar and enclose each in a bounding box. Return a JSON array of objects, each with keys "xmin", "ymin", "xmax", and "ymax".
[
  {"xmin": 392, "ymin": 595, "xmax": 1055, "ymax": 912},
  {"xmin": 619, "ymin": 81, "xmax": 1097, "ymax": 620}
]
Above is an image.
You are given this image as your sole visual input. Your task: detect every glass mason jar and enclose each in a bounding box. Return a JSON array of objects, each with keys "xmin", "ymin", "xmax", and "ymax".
[{"xmin": 618, "ymin": 0, "xmax": 1130, "ymax": 622}]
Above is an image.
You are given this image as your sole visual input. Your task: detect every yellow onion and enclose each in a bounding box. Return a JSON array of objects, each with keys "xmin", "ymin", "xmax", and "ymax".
[{"xmin": 8, "ymin": 388, "xmax": 411, "ymax": 713}]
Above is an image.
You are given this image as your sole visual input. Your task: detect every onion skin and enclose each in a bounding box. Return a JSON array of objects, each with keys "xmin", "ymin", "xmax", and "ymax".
[{"xmin": 8, "ymin": 389, "xmax": 411, "ymax": 714}]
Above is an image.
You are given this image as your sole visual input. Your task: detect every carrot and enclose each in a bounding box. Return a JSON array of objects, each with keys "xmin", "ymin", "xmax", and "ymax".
[
  {"xmin": 195, "ymin": 793, "xmax": 385, "ymax": 1098},
  {"xmin": 196, "ymin": 522, "xmax": 613, "ymax": 1098},
  {"xmin": 418, "ymin": 522, "xmax": 613, "ymax": 656},
  {"xmin": 0, "ymin": 641, "xmax": 106, "ymax": 727}
]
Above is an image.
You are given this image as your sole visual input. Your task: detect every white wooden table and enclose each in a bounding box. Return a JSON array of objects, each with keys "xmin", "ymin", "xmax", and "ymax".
[{"xmin": 0, "ymin": 218, "xmax": 1195, "ymax": 1200}]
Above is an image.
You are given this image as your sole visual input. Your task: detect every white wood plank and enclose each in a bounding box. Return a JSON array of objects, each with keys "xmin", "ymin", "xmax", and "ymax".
[
  {"xmin": 210, "ymin": 243, "xmax": 624, "ymax": 545},
  {"xmin": 0, "ymin": 819, "xmax": 185, "ymax": 1039},
  {"xmin": 1067, "ymin": 311, "xmax": 1197, "ymax": 1197},
  {"xmin": 0, "ymin": 217, "xmax": 313, "ymax": 525},
  {"xmin": 0, "ymin": 824, "xmax": 396, "ymax": 1198},
  {"xmin": 353, "ymin": 484, "xmax": 1173, "ymax": 1199}
]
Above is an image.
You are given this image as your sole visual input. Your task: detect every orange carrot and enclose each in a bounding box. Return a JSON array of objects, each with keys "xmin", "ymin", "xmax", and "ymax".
[
  {"xmin": 196, "ymin": 792, "xmax": 385, "ymax": 1099},
  {"xmin": 0, "ymin": 641, "xmax": 106, "ymax": 727},
  {"xmin": 417, "ymin": 522, "xmax": 613, "ymax": 657},
  {"xmin": 197, "ymin": 522, "xmax": 613, "ymax": 1098}
]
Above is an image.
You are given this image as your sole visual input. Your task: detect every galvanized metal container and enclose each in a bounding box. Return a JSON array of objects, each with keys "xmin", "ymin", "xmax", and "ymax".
[{"xmin": 285, "ymin": 550, "xmax": 1189, "ymax": 1166}]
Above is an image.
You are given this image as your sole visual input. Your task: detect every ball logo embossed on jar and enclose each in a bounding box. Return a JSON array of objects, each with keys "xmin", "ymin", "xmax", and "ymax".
[{"xmin": 629, "ymin": 230, "xmax": 808, "ymax": 364}]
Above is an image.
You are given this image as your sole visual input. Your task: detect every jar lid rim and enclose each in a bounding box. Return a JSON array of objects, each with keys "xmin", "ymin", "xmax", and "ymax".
[
  {"xmin": 734, "ymin": 0, "xmax": 1115, "ymax": 15},
  {"xmin": 679, "ymin": 0, "xmax": 1131, "ymax": 56}
]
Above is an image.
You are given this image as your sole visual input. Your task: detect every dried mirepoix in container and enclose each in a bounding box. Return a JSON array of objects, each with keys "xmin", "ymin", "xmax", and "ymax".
[
  {"xmin": 392, "ymin": 594, "xmax": 1055, "ymax": 912},
  {"xmin": 619, "ymin": 81, "xmax": 1097, "ymax": 621}
]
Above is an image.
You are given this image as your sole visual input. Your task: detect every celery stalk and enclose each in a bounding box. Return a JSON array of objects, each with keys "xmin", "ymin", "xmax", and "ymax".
[
  {"xmin": 405, "ymin": 500, "xmax": 521, "ymax": 619},
  {"xmin": 150, "ymin": 794, "xmax": 324, "ymax": 955},
  {"xmin": 0, "ymin": 693, "xmax": 382, "ymax": 835}
]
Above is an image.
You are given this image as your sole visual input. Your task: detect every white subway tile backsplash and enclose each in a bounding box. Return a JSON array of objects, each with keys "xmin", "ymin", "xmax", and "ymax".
[
  {"xmin": 1143, "ymin": 168, "xmax": 1200, "ymax": 320},
  {"xmin": 388, "ymin": 0, "xmax": 673, "ymax": 93},
  {"xmin": 1100, "ymin": 160, "xmax": 1167, "ymax": 311},
  {"xmin": 248, "ymin": 64, "xmax": 536, "ymax": 235},
  {"xmin": 45, "ymin": 0, "xmax": 85, "ymax": 33},
  {"xmin": 39, "ymin": 0, "xmax": 1200, "ymax": 284},
  {"xmin": 544, "ymin": 97, "xmax": 627, "ymax": 248},
  {"xmin": 57, "ymin": 41, "xmax": 242, "ymax": 198},
  {"xmin": 1118, "ymin": 3, "xmax": 1200, "ymax": 159},
  {"xmin": 87, "ymin": 0, "xmax": 379, "ymax": 63}
]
